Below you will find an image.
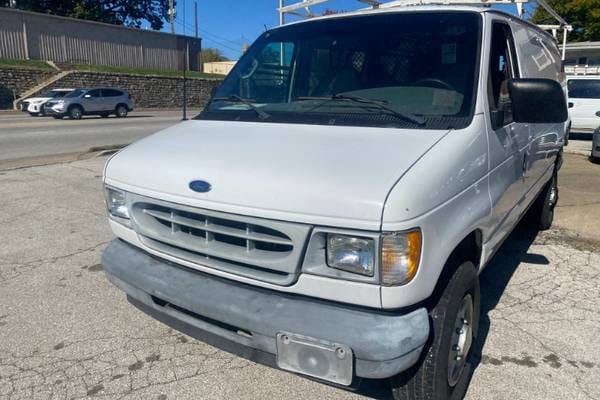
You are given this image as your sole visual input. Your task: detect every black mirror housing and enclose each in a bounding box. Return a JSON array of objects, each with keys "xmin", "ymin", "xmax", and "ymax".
[{"xmin": 508, "ymin": 78, "xmax": 568, "ymax": 124}]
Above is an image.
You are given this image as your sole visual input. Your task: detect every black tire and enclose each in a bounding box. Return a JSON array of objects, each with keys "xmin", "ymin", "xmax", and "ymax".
[
  {"xmin": 564, "ymin": 124, "xmax": 570, "ymax": 146},
  {"xmin": 115, "ymin": 104, "xmax": 128, "ymax": 118},
  {"xmin": 527, "ymin": 171, "xmax": 558, "ymax": 231},
  {"xmin": 52, "ymin": 115, "xmax": 63, "ymax": 119},
  {"xmin": 29, "ymin": 112, "xmax": 39, "ymax": 117},
  {"xmin": 391, "ymin": 261, "xmax": 480, "ymax": 400},
  {"xmin": 69, "ymin": 105, "xmax": 83, "ymax": 120}
]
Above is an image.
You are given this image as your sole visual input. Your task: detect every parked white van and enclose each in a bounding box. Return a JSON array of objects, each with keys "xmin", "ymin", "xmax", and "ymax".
[
  {"xmin": 567, "ymin": 75, "xmax": 600, "ymax": 133},
  {"xmin": 102, "ymin": 5, "xmax": 568, "ymax": 400}
]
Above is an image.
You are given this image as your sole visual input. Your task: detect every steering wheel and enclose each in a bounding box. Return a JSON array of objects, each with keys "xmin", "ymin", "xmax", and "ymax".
[{"xmin": 413, "ymin": 78, "xmax": 455, "ymax": 92}]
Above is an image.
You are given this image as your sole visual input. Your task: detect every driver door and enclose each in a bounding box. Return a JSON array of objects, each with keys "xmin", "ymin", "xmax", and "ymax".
[{"xmin": 486, "ymin": 19, "xmax": 530, "ymax": 249}]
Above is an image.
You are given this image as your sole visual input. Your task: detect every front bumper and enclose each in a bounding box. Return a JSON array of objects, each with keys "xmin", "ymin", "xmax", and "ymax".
[
  {"xmin": 43, "ymin": 107, "xmax": 65, "ymax": 116},
  {"xmin": 102, "ymin": 239, "xmax": 430, "ymax": 382}
]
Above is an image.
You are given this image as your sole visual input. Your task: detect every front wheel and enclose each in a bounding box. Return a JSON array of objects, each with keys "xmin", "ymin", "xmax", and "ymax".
[
  {"xmin": 391, "ymin": 261, "xmax": 480, "ymax": 400},
  {"xmin": 69, "ymin": 106, "xmax": 83, "ymax": 120},
  {"xmin": 115, "ymin": 105, "xmax": 128, "ymax": 118}
]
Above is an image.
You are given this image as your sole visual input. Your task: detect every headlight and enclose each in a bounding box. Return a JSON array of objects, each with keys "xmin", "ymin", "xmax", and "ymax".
[
  {"xmin": 381, "ymin": 230, "xmax": 422, "ymax": 286},
  {"xmin": 105, "ymin": 187, "xmax": 130, "ymax": 219},
  {"xmin": 326, "ymin": 234, "xmax": 374, "ymax": 276}
]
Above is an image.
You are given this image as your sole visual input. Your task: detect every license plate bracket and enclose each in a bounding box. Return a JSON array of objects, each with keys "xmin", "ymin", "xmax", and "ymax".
[{"xmin": 276, "ymin": 332, "xmax": 353, "ymax": 386}]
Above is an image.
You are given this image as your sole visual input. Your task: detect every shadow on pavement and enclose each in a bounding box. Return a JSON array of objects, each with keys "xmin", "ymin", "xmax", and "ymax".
[
  {"xmin": 350, "ymin": 223, "xmax": 545, "ymax": 400},
  {"xmin": 569, "ymin": 131, "xmax": 593, "ymax": 141}
]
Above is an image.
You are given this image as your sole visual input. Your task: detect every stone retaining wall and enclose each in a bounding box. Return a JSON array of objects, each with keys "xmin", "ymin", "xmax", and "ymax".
[
  {"xmin": 0, "ymin": 67, "xmax": 56, "ymax": 109},
  {"xmin": 0, "ymin": 67, "xmax": 222, "ymax": 109}
]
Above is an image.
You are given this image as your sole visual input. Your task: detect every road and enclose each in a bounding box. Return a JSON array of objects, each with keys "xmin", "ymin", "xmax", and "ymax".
[
  {"xmin": 0, "ymin": 110, "xmax": 198, "ymax": 163},
  {"xmin": 0, "ymin": 153, "xmax": 598, "ymax": 400}
]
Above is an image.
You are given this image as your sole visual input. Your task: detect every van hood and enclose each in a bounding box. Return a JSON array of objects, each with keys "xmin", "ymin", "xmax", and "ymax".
[{"xmin": 105, "ymin": 120, "xmax": 448, "ymax": 230}]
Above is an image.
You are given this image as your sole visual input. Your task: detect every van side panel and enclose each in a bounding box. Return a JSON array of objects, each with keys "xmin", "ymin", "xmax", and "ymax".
[{"xmin": 509, "ymin": 19, "xmax": 564, "ymax": 197}]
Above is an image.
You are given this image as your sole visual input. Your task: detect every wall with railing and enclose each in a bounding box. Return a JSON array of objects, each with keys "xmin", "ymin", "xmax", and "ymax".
[{"xmin": 0, "ymin": 8, "xmax": 201, "ymax": 71}]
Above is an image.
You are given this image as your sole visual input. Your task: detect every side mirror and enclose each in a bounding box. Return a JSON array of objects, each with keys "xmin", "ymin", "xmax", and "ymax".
[
  {"xmin": 568, "ymin": 102, "xmax": 574, "ymax": 108},
  {"xmin": 508, "ymin": 79, "xmax": 568, "ymax": 124}
]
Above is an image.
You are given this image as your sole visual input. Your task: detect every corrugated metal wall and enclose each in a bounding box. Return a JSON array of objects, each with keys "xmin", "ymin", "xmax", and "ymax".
[{"xmin": 0, "ymin": 8, "xmax": 201, "ymax": 71}]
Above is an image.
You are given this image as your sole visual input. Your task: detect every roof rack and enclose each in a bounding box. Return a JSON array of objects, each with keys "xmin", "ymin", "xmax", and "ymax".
[{"xmin": 277, "ymin": 0, "xmax": 573, "ymax": 59}]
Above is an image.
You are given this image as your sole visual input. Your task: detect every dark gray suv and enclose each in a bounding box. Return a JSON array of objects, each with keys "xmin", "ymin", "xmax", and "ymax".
[{"xmin": 44, "ymin": 88, "xmax": 134, "ymax": 120}]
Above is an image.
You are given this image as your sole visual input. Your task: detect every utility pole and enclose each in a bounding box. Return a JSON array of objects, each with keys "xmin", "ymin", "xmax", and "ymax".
[
  {"xmin": 194, "ymin": 1, "xmax": 198, "ymax": 38},
  {"xmin": 182, "ymin": 40, "xmax": 188, "ymax": 121},
  {"xmin": 169, "ymin": 0, "xmax": 175, "ymax": 34},
  {"xmin": 279, "ymin": 0, "xmax": 285, "ymax": 26}
]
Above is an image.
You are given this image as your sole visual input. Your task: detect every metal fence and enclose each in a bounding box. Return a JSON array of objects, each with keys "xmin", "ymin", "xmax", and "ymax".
[{"xmin": 0, "ymin": 8, "xmax": 201, "ymax": 71}]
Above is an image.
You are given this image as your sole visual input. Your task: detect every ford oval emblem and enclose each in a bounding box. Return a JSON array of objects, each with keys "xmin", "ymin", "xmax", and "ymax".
[{"xmin": 189, "ymin": 180, "xmax": 212, "ymax": 193}]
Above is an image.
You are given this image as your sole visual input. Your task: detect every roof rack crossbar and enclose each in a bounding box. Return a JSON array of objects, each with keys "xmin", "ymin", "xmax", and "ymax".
[{"xmin": 277, "ymin": 0, "xmax": 573, "ymax": 59}]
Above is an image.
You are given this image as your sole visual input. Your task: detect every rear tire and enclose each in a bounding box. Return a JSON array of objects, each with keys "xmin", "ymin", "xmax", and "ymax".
[
  {"xmin": 115, "ymin": 105, "xmax": 128, "ymax": 118},
  {"xmin": 391, "ymin": 261, "xmax": 480, "ymax": 400},
  {"xmin": 29, "ymin": 112, "xmax": 39, "ymax": 117},
  {"xmin": 527, "ymin": 171, "xmax": 558, "ymax": 231},
  {"xmin": 69, "ymin": 105, "xmax": 83, "ymax": 120},
  {"xmin": 52, "ymin": 115, "xmax": 63, "ymax": 119}
]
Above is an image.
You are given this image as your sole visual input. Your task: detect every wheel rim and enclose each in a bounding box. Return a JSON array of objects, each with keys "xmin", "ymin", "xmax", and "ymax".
[
  {"xmin": 72, "ymin": 109, "xmax": 81, "ymax": 119},
  {"xmin": 549, "ymin": 179, "xmax": 558, "ymax": 207},
  {"xmin": 117, "ymin": 107, "xmax": 126, "ymax": 117},
  {"xmin": 447, "ymin": 294, "xmax": 474, "ymax": 387}
]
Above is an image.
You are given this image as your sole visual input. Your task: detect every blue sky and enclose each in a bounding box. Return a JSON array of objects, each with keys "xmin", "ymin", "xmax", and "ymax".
[{"xmin": 166, "ymin": 1, "xmax": 536, "ymax": 60}]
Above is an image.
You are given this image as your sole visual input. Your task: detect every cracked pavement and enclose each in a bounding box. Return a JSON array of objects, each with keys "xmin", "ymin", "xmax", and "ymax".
[{"xmin": 0, "ymin": 154, "xmax": 599, "ymax": 399}]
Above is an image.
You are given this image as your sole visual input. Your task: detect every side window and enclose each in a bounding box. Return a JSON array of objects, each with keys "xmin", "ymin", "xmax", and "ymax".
[
  {"xmin": 102, "ymin": 89, "xmax": 123, "ymax": 97},
  {"xmin": 568, "ymin": 80, "xmax": 600, "ymax": 99},
  {"xmin": 87, "ymin": 89, "xmax": 102, "ymax": 98},
  {"xmin": 488, "ymin": 22, "xmax": 519, "ymax": 128}
]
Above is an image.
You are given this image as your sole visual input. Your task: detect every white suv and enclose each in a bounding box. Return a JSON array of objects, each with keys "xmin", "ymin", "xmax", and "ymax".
[{"xmin": 101, "ymin": 6, "xmax": 568, "ymax": 400}]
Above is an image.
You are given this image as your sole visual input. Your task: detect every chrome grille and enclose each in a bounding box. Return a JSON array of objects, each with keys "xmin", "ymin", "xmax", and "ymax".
[{"xmin": 129, "ymin": 195, "xmax": 311, "ymax": 286}]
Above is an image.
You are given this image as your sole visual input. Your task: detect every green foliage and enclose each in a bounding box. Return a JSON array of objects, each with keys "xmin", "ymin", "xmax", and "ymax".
[
  {"xmin": 530, "ymin": 0, "xmax": 600, "ymax": 42},
  {"xmin": 9, "ymin": 0, "xmax": 173, "ymax": 30},
  {"xmin": 0, "ymin": 58, "xmax": 53, "ymax": 70},
  {"xmin": 201, "ymin": 48, "xmax": 229, "ymax": 63},
  {"xmin": 73, "ymin": 63, "xmax": 223, "ymax": 79}
]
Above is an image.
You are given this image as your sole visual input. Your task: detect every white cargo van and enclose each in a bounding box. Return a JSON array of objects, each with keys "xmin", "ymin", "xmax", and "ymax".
[
  {"xmin": 567, "ymin": 75, "xmax": 600, "ymax": 133},
  {"xmin": 102, "ymin": 5, "xmax": 568, "ymax": 399}
]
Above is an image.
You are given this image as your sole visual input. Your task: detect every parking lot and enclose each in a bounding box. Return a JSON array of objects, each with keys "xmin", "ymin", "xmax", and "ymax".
[{"xmin": 0, "ymin": 112, "xmax": 599, "ymax": 400}]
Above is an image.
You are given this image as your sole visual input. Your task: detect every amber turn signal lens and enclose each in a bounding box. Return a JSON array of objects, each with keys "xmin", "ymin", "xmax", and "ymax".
[{"xmin": 381, "ymin": 230, "xmax": 422, "ymax": 286}]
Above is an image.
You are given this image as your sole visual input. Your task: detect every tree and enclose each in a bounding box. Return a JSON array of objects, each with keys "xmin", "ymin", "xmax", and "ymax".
[
  {"xmin": 6, "ymin": 0, "xmax": 173, "ymax": 30},
  {"xmin": 530, "ymin": 0, "xmax": 600, "ymax": 42},
  {"xmin": 201, "ymin": 48, "xmax": 229, "ymax": 63}
]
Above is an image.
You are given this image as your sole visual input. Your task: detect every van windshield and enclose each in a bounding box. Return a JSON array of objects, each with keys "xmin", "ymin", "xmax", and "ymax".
[{"xmin": 198, "ymin": 12, "xmax": 481, "ymax": 129}]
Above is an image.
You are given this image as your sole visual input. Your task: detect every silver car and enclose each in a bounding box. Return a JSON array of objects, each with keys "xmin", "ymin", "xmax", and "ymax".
[{"xmin": 44, "ymin": 87, "xmax": 134, "ymax": 120}]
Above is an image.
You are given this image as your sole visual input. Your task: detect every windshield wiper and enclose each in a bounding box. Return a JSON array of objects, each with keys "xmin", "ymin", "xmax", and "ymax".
[
  {"xmin": 211, "ymin": 95, "xmax": 270, "ymax": 120},
  {"xmin": 296, "ymin": 94, "xmax": 425, "ymax": 126}
]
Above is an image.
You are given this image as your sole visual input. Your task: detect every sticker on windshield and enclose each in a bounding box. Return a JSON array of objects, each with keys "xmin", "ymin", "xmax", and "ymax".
[{"xmin": 442, "ymin": 43, "xmax": 457, "ymax": 65}]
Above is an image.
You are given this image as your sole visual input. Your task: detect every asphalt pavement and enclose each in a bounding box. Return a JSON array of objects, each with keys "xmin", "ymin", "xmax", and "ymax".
[
  {"xmin": 0, "ymin": 110, "xmax": 198, "ymax": 164},
  {"xmin": 0, "ymin": 153, "xmax": 598, "ymax": 400}
]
